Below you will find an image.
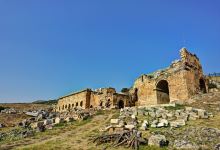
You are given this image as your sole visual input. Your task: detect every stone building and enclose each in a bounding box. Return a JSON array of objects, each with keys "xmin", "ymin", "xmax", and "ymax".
[
  {"xmin": 132, "ymin": 48, "xmax": 208, "ymax": 106},
  {"xmin": 56, "ymin": 47, "xmax": 208, "ymax": 111},
  {"xmin": 56, "ymin": 88, "xmax": 130, "ymax": 112}
]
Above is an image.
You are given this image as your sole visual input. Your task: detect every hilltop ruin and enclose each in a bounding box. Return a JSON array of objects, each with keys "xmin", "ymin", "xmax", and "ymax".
[{"xmin": 56, "ymin": 48, "xmax": 208, "ymax": 112}]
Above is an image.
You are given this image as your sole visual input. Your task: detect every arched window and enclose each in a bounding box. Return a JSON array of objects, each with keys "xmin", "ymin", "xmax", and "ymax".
[
  {"xmin": 76, "ymin": 102, "xmax": 78, "ymax": 106},
  {"xmin": 72, "ymin": 104, "xmax": 74, "ymax": 107},
  {"xmin": 80, "ymin": 101, "xmax": 83, "ymax": 107}
]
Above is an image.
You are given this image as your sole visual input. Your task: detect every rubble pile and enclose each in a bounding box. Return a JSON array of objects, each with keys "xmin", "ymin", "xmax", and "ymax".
[
  {"xmin": 1, "ymin": 108, "xmax": 17, "ymax": 114},
  {"xmin": 118, "ymin": 105, "xmax": 213, "ymax": 129},
  {"xmin": 95, "ymin": 105, "xmax": 214, "ymax": 149}
]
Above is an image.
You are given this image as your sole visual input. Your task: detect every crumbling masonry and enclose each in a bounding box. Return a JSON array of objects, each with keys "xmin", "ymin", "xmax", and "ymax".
[{"xmin": 56, "ymin": 48, "xmax": 208, "ymax": 112}]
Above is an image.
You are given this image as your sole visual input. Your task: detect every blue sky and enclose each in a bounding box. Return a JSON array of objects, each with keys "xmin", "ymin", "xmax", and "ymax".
[{"xmin": 0, "ymin": 0, "xmax": 219, "ymax": 103}]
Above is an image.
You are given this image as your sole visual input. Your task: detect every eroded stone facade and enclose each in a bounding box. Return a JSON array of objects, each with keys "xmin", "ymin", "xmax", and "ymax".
[
  {"xmin": 56, "ymin": 88, "xmax": 130, "ymax": 112},
  {"xmin": 132, "ymin": 48, "xmax": 208, "ymax": 106},
  {"xmin": 56, "ymin": 48, "xmax": 208, "ymax": 111}
]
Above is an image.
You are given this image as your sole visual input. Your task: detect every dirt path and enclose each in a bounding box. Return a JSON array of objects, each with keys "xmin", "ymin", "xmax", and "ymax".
[{"xmin": 0, "ymin": 111, "xmax": 115, "ymax": 150}]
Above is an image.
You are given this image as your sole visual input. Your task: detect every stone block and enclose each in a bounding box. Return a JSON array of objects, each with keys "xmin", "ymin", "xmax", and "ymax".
[
  {"xmin": 31, "ymin": 121, "xmax": 44, "ymax": 129},
  {"xmin": 43, "ymin": 119, "xmax": 53, "ymax": 125},
  {"xmin": 125, "ymin": 124, "xmax": 135, "ymax": 130},
  {"xmin": 148, "ymin": 134, "xmax": 168, "ymax": 147},
  {"xmin": 170, "ymin": 119, "xmax": 185, "ymax": 128},
  {"xmin": 110, "ymin": 119, "xmax": 119, "ymax": 124}
]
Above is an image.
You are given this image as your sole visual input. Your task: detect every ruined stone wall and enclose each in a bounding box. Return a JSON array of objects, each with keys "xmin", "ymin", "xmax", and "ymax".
[
  {"xmin": 56, "ymin": 88, "xmax": 130, "ymax": 111},
  {"xmin": 133, "ymin": 76, "xmax": 157, "ymax": 106},
  {"xmin": 113, "ymin": 93, "xmax": 130, "ymax": 108},
  {"xmin": 132, "ymin": 48, "xmax": 207, "ymax": 106},
  {"xmin": 56, "ymin": 89, "xmax": 91, "ymax": 112}
]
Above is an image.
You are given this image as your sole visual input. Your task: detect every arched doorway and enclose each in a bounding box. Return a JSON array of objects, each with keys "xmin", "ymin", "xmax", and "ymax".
[
  {"xmin": 199, "ymin": 79, "xmax": 207, "ymax": 93},
  {"xmin": 156, "ymin": 80, "xmax": 170, "ymax": 104},
  {"xmin": 118, "ymin": 100, "xmax": 124, "ymax": 109}
]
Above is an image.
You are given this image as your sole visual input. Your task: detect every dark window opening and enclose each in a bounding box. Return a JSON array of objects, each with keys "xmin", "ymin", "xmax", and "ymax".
[
  {"xmin": 199, "ymin": 79, "xmax": 207, "ymax": 93},
  {"xmin": 118, "ymin": 100, "xmax": 124, "ymax": 109},
  {"xmin": 156, "ymin": 80, "xmax": 170, "ymax": 104}
]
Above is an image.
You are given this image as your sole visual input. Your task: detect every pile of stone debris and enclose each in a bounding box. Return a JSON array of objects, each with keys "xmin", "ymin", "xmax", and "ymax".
[
  {"xmin": 0, "ymin": 108, "xmax": 95, "ymax": 142},
  {"xmin": 95, "ymin": 105, "xmax": 215, "ymax": 149},
  {"xmin": 1, "ymin": 108, "xmax": 17, "ymax": 114},
  {"xmin": 19, "ymin": 108, "xmax": 95, "ymax": 132}
]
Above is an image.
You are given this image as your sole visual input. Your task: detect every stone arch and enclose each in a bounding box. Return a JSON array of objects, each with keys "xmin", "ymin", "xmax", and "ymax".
[
  {"xmin": 156, "ymin": 80, "xmax": 170, "ymax": 104},
  {"xmin": 62, "ymin": 105, "xmax": 64, "ymax": 110},
  {"xmin": 76, "ymin": 102, "xmax": 78, "ymax": 106},
  {"xmin": 80, "ymin": 101, "xmax": 83, "ymax": 107},
  {"xmin": 118, "ymin": 100, "xmax": 124, "ymax": 109},
  {"xmin": 72, "ymin": 104, "xmax": 74, "ymax": 107},
  {"xmin": 68, "ymin": 104, "xmax": 71, "ymax": 109},
  {"xmin": 199, "ymin": 78, "xmax": 207, "ymax": 93},
  {"xmin": 65, "ymin": 104, "xmax": 67, "ymax": 109}
]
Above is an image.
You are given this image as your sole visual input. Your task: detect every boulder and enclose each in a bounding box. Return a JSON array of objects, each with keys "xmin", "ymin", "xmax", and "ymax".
[
  {"xmin": 45, "ymin": 124, "xmax": 53, "ymax": 130},
  {"xmin": 170, "ymin": 119, "xmax": 185, "ymax": 128},
  {"xmin": 26, "ymin": 111, "xmax": 39, "ymax": 117},
  {"xmin": 185, "ymin": 107, "xmax": 193, "ymax": 111},
  {"xmin": 174, "ymin": 140, "xmax": 199, "ymax": 149},
  {"xmin": 149, "ymin": 112, "xmax": 156, "ymax": 118},
  {"xmin": 131, "ymin": 114, "xmax": 136, "ymax": 120},
  {"xmin": 65, "ymin": 117, "xmax": 74, "ymax": 122},
  {"xmin": 151, "ymin": 124, "xmax": 157, "ymax": 128},
  {"xmin": 148, "ymin": 134, "xmax": 168, "ymax": 147},
  {"xmin": 36, "ymin": 114, "xmax": 43, "ymax": 121},
  {"xmin": 54, "ymin": 117, "xmax": 64, "ymax": 124},
  {"xmin": 143, "ymin": 120, "xmax": 148, "ymax": 125},
  {"xmin": 125, "ymin": 124, "xmax": 135, "ymax": 130},
  {"xmin": 110, "ymin": 119, "xmax": 119, "ymax": 124},
  {"xmin": 30, "ymin": 121, "xmax": 44, "ymax": 129},
  {"xmin": 197, "ymin": 109, "xmax": 208, "ymax": 119},
  {"xmin": 0, "ymin": 123, "xmax": 5, "ymax": 128},
  {"xmin": 43, "ymin": 119, "xmax": 53, "ymax": 125},
  {"xmin": 140, "ymin": 122, "xmax": 148, "ymax": 130},
  {"xmin": 214, "ymin": 143, "xmax": 220, "ymax": 150},
  {"xmin": 157, "ymin": 119, "xmax": 169, "ymax": 127},
  {"xmin": 188, "ymin": 112, "xmax": 199, "ymax": 120},
  {"xmin": 157, "ymin": 122, "xmax": 165, "ymax": 128}
]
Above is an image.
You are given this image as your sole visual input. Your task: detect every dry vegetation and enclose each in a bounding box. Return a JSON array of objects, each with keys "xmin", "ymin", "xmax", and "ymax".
[
  {"xmin": 0, "ymin": 103, "xmax": 50, "ymax": 129},
  {"xmin": 0, "ymin": 92, "xmax": 220, "ymax": 150}
]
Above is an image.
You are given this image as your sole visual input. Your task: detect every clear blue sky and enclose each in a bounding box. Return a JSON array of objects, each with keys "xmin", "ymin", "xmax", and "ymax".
[{"xmin": 0, "ymin": 0, "xmax": 219, "ymax": 103}]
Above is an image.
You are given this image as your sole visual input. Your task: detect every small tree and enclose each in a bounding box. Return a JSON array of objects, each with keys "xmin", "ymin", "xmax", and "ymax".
[{"xmin": 121, "ymin": 88, "xmax": 130, "ymax": 93}]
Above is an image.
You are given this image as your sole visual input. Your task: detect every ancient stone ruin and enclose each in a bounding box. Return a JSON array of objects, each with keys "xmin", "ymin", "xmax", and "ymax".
[{"xmin": 56, "ymin": 48, "xmax": 208, "ymax": 111}]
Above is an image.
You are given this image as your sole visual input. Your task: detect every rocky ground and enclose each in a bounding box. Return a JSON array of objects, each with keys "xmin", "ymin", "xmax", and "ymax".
[{"xmin": 0, "ymin": 92, "xmax": 220, "ymax": 150}]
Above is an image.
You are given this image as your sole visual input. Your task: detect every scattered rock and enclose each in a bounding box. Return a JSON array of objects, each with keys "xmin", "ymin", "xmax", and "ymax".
[
  {"xmin": 125, "ymin": 124, "xmax": 135, "ymax": 130},
  {"xmin": 110, "ymin": 119, "xmax": 119, "ymax": 124},
  {"xmin": 214, "ymin": 143, "xmax": 220, "ymax": 150},
  {"xmin": 174, "ymin": 140, "xmax": 199, "ymax": 149},
  {"xmin": 170, "ymin": 119, "xmax": 185, "ymax": 128},
  {"xmin": 148, "ymin": 134, "xmax": 168, "ymax": 147}
]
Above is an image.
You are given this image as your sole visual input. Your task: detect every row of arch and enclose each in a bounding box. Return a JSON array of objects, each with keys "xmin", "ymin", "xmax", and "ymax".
[{"xmin": 58, "ymin": 101, "xmax": 84, "ymax": 111}]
